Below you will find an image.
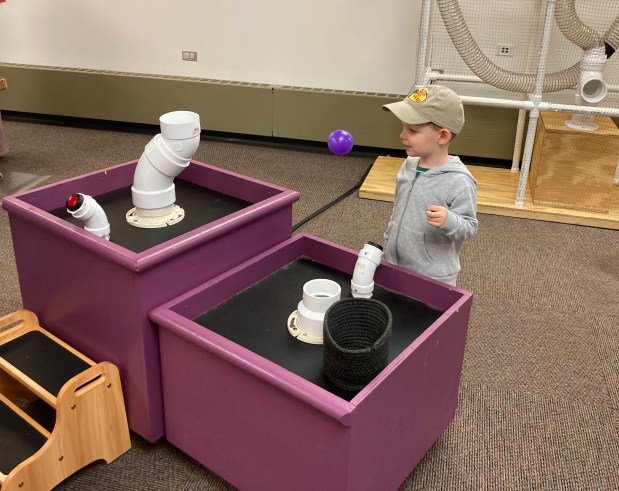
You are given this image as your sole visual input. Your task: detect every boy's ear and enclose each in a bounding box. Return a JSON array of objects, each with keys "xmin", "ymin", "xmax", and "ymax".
[{"xmin": 438, "ymin": 128, "xmax": 453, "ymax": 144}]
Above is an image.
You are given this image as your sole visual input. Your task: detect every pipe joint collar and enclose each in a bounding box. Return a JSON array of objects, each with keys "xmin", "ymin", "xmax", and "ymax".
[
  {"xmin": 159, "ymin": 111, "xmax": 201, "ymax": 140},
  {"xmin": 145, "ymin": 135, "xmax": 193, "ymax": 178},
  {"xmin": 131, "ymin": 183, "xmax": 176, "ymax": 210}
]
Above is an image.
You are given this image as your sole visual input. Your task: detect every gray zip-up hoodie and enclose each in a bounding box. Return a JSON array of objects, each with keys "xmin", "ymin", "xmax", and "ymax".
[{"xmin": 383, "ymin": 155, "xmax": 478, "ymax": 286}]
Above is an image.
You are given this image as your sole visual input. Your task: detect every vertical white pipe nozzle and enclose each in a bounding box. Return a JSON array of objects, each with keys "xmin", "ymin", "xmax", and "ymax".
[
  {"xmin": 351, "ymin": 242, "xmax": 384, "ymax": 298},
  {"xmin": 295, "ymin": 279, "xmax": 342, "ymax": 341},
  {"xmin": 130, "ymin": 111, "xmax": 201, "ymax": 219},
  {"xmin": 66, "ymin": 193, "xmax": 110, "ymax": 240}
]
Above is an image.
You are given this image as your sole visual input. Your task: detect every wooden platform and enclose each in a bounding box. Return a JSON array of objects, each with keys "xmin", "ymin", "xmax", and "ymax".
[{"xmin": 359, "ymin": 156, "xmax": 619, "ymax": 230}]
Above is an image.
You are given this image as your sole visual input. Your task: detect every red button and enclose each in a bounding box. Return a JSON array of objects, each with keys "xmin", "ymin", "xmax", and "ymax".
[{"xmin": 67, "ymin": 194, "xmax": 80, "ymax": 209}]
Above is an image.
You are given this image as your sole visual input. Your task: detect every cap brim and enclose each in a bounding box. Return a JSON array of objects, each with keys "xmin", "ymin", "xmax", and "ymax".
[{"xmin": 382, "ymin": 101, "xmax": 431, "ymax": 125}]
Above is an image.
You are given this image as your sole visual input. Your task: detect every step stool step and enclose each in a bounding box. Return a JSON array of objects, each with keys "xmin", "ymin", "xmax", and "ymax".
[
  {"xmin": 0, "ymin": 395, "xmax": 49, "ymax": 478},
  {"xmin": 0, "ymin": 331, "xmax": 92, "ymax": 398}
]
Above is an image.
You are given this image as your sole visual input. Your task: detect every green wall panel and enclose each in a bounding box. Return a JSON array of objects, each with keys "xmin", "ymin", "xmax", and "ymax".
[
  {"xmin": 0, "ymin": 64, "xmax": 521, "ymax": 159},
  {"xmin": 0, "ymin": 64, "xmax": 273, "ymax": 136}
]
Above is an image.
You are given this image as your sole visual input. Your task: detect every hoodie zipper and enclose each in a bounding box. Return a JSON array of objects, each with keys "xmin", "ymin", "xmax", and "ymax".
[{"xmin": 392, "ymin": 170, "xmax": 421, "ymax": 265}]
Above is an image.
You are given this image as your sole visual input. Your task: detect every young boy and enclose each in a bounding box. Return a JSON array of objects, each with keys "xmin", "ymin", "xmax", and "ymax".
[{"xmin": 381, "ymin": 85, "xmax": 478, "ymax": 286}]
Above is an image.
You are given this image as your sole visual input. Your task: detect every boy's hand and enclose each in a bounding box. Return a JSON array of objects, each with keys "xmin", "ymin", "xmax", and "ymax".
[{"xmin": 426, "ymin": 205, "xmax": 448, "ymax": 228}]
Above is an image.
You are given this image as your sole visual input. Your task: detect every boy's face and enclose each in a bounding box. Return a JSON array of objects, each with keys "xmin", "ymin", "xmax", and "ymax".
[{"xmin": 399, "ymin": 122, "xmax": 447, "ymax": 158}]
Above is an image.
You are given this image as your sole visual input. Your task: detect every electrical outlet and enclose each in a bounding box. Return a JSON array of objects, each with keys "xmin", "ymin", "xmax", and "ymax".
[
  {"xmin": 182, "ymin": 51, "xmax": 197, "ymax": 62},
  {"xmin": 497, "ymin": 45, "xmax": 514, "ymax": 57}
]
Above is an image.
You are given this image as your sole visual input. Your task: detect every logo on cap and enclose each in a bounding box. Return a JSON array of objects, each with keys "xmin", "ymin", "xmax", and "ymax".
[{"xmin": 408, "ymin": 89, "xmax": 428, "ymax": 103}]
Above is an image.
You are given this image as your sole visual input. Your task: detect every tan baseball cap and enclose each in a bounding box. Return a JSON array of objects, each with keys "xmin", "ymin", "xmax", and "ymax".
[{"xmin": 382, "ymin": 85, "xmax": 465, "ymax": 135}]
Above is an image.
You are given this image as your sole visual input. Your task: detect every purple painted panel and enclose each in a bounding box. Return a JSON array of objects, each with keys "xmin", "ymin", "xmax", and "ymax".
[
  {"xmin": 2, "ymin": 160, "xmax": 299, "ymax": 273},
  {"xmin": 346, "ymin": 302, "xmax": 472, "ymax": 491},
  {"xmin": 159, "ymin": 327, "xmax": 352, "ymax": 491},
  {"xmin": 3, "ymin": 161, "xmax": 299, "ymax": 441},
  {"xmin": 152, "ymin": 234, "xmax": 473, "ymax": 489}
]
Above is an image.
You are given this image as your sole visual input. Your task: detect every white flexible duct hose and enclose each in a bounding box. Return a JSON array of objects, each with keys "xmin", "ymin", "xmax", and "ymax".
[
  {"xmin": 605, "ymin": 17, "xmax": 619, "ymax": 53},
  {"xmin": 435, "ymin": 0, "xmax": 619, "ymax": 94},
  {"xmin": 555, "ymin": 0, "xmax": 603, "ymax": 50}
]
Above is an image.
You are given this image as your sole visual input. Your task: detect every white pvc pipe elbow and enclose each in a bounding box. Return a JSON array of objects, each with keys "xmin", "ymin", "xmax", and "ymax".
[
  {"xmin": 131, "ymin": 111, "xmax": 201, "ymax": 217},
  {"xmin": 566, "ymin": 47, "xmax": 608, "ymax": 131},
  {"xmin": 351, "ymin": 242, "xmax": 384, "ymax": 298},
  {"xmin": 66, "ymin": 193, "xmax": 111, "ymax": 240},
  {"xmin": 578, "ymin": 46, "xmax": 608, "ymax": 104}
]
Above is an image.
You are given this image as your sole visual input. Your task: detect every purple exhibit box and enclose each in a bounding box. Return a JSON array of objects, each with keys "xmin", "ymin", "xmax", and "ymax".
[
  {"xmin": 150, "ymin": 234, "xmax": 473, "ymax": 491},
  {"xmin": 2, "ymin": 159, "xmax": 299, "ymax": 442}
]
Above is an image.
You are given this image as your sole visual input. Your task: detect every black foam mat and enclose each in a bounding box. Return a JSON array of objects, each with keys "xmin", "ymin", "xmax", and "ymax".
[
  {"xmin": 194, "ymin": 258, "xmax": 443, "ymax": 400},
  {"xmin": 0, "ymin": 331, "xmax": 91, "ymax": 396},
  {"xmin": 0, "ymin": 399, "xmax": 48, "ymax": 476},
  {"xmin": 50, "ymin": 179, "xmax": 251, "ymax": 253}
]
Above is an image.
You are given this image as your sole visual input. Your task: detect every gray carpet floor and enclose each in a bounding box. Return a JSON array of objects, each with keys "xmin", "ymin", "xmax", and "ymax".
[{"xmin": 0, "ymin": 116, "xmax": 618, "ymax": 490}]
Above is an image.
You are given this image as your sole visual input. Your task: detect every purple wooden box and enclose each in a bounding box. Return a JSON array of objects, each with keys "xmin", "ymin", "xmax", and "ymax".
[
  {"xmin": 150, "ymin": 234, "xmax": 473, "ymax": 491},
  {"xmin": 2, "ymin": 160, "xmax": 299, "ymax": 442}
]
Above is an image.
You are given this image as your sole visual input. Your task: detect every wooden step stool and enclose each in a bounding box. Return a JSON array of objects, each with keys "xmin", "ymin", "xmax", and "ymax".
[{"xmin": 0, "ymin": 310, "xmax": 131, "ymax": 491}]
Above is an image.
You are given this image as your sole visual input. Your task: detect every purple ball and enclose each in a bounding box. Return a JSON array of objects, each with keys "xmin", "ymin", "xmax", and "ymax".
[{"xmin": 327, "ymin": 129, "xmax": 354, "ymax": 155}]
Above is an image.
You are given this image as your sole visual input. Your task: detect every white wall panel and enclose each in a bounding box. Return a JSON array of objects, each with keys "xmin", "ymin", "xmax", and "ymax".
[{"xmin": 0, "ymin": 0, "xmax": 420, "ymax": 94}]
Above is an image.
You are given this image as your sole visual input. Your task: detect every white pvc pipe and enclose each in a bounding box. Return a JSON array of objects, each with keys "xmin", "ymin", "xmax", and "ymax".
[
  {"xmin": 566, "ymin": 46, "xmax": 609, "ymax": 130},
  {"xmin": 428, "ymin": 73, "xmax": 483, "ymax": 84},
  {"xmin": 515, "ymin": 0, "xmax": 557, "ymax": 209},
  {"xmin": 66, "ymin": 193, "xmax": 110, "ymax": 240},
  {"xmin": 351, "ymin": 242, "xmax": 384, "ymax": 298},
  {"xmin": 296, "ymin": 279, "xmax": 341, "ymax": 340},
  {"xmin": 428, "ymin": 73, "xmax": 619, "ymax": 95},
  {"xmin": 131, "ymin": 111, "xmax": 201, "ymax": 217},
  {"xmin": 458, "ymin": 95, "xmax": 619, "ymax": 117},
  {"xmin": 414, "ymin": 0, "xmax": 434, "ymax": 89}
]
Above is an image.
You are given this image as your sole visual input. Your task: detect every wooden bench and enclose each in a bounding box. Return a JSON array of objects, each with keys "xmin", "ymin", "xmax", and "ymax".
[{"xmin": 0, "ymin": 310, "xmax": 131, "ymax": 491}]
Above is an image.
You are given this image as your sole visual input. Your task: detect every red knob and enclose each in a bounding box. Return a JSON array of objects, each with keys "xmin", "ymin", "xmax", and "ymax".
[{"xmin": 66, "ymin": 193, "xmax": 83, "ymax": 211}]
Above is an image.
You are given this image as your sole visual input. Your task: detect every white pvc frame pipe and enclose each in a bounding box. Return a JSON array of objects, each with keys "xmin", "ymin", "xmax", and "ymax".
[{"xmin": 515, "ymin": 0, "xmax": 556, "ymax": 208}]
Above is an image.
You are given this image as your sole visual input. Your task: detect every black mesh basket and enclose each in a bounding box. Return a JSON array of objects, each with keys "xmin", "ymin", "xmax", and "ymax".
[{"xmin": 322, "ymin": 297, "xmax": 392, "ymax": 392}]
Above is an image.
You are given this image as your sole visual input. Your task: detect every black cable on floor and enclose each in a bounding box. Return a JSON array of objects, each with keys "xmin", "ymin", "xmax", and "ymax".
[{"xmin": 292, "ymin": 161, "xmax": 375, "ymax": 232}]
